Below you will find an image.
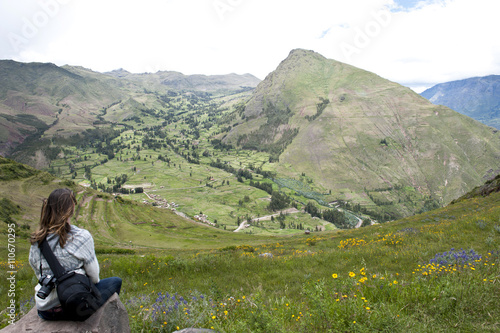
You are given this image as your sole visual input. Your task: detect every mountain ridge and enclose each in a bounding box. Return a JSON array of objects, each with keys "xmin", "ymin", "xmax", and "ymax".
[
  {"xmin": 0, "ymin": 60, "xmax": 124, "ymax": 158},
  {"xmin": 2, "ymin": 52, "xmax": 500, "ymax": 220},
  {"xmin": 224, "ymin": 48, "xmax": 500, "ymax": 218},
  {"xmin": 0, "ymin": 59, "xmax": 261, "ymax": 158},
  {"xmin": 104, "ymin": 68, "xmax": 261, "ymax": 92},
  {"xmin": 420, "ymin": 75, "xmax": 500, "ymax": 129}
]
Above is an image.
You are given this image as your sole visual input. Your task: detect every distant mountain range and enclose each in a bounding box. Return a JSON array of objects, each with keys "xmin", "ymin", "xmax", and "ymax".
[
  {"xmin": 106, "ymin": 68, "xmax": 260, "ymax": 93},
  {"xmin": 224, "ymin": 49, "xmax": 500, "ymax": 216},
  {"xmin": 0, "ymin": 60, "xmax": 260, "ymax": 159},
  {"xmin": 420, "ymin": 75, "xmax": 500, "ymax": 129}
]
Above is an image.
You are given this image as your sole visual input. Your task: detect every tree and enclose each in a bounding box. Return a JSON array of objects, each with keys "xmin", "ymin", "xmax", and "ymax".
[
  {"xmin": 305, "ymin": 201, "xmax": 321, "ymax": 218},
  {"xmin": 268, "ymin": 191, "xmax": 291, "ymax": 211}
]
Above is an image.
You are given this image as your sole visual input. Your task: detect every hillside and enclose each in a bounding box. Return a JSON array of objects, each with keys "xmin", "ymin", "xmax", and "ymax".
[
  {"xmin": 0, "ymin": 60, "xmax": 259, "ymax": 163},
  {"xmin": 0, "ymin": 60, "xmax": 125, "ymax": 161},
  {"xmin": 421, "ymin": 75, "xmax": 500, "ymax": 129},
  {"xmin": 0, "ymin": 156, "xmax": 275, "ymax": 249},
  {"xmin": 224, "ymin": 49, "xmax": 500, "ymax": 218},
  {"xmin": 1, "ymin": 155, "xmax": 499, "ymax": 331},
  {"xmin": 451, "ymin": 173, "xmax": 500, "ymax": 203}
]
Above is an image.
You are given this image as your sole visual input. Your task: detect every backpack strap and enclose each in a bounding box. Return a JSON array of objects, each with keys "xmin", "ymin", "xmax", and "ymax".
[{"xmin": 39, "ymin": 238, "xmax": 67, "ymax": 279}]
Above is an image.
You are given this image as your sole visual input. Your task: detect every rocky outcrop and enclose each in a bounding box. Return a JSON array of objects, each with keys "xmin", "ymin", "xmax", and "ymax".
[{"xmin": 1, "ymin": 293, "xmax": 129, "ymax": 333}]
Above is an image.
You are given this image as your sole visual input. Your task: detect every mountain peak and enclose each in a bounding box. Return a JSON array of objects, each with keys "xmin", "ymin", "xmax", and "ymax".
[
  {"xmin": 287, "ymin": 48, "xmax": 324, "ymax": 57},
  {"xmin": 224, "ymin": 49, "xmax": 500, "ymax": 217},
  {"xmin": 105, "ymin": 68, "xmax": 132, "ymax": 77},
  {"xmin": 281, "ymin": 48, "xmax": 329, "ymax": 65}
]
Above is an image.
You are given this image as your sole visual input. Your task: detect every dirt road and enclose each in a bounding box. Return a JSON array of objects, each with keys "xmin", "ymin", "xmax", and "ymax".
[{"xmin": 234, "ymin": 208, "xmax": 300, "ymax": 232}]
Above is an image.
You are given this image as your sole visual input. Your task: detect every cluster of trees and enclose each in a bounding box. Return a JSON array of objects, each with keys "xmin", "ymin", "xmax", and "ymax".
[
  {"xmin": 236, "ymin": 169, "xmax": 253, "ymax": 182},
  {"xmin": 270, "ymin": 212, "xmax": 305, "ymax": 230},
  {"xmin": 268, "ymin": 191, "xmax": 292, "ymax": 211},
  {"xmin": 336, "ymin": 200, "xmax": 393, "ymax": 222},
  {"xmin": 209, "ymin": 159, "xmax": 253, "ymax": 183},
  {"xmin": 249, "ymin": 180, "xmax": 273, "ymax": 195},
  {"xmin": 367, "ymin": 193, "xmax": 393, "ymax": 206},
  {"xmin": 251, "ymin": 167, "xmax": 276, "ymax": 179},
  {"xmin": 238, "ymin": 195, "xmax": 251, "ymax": 206},
  {"xmin": 335, "ymin": 200, "xmax": 362, "ymax": 212},
  {"xmin": 157, "ymin": 154, "xmax": 171, "ymax": 164},
  {"xmin": 210, "ymin": 139, "xmax": 233, "ymax": 151},
  {"xmin": 304, "ymin": 201, "xmax": 349, "ymax": 228},
  {"xmin": 142, "ymin": 135, "xmax": 165, "ymax": 150},
  {"xmin": 165, "ymin": 137, "xmax": 200, "ymax": 164},
  {"xmin": 273, "ymin": 212, "xmax": 287, "ymax": 229},
  {"xmin": 305, "ymin": 97, "xmax": 330, "ymax": 121},
  {"xmin": 93, "ymin": 181, "xmax": 142, "ymax": 194},
  {"xmin": 0, "ymin": 198, "xmax": 21, "ymax": 225}
]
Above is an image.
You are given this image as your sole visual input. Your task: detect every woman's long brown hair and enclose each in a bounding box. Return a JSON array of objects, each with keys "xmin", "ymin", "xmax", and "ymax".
[{"xmin": 30, "ymin": 188, "xmax": 77, "ymax": 248}]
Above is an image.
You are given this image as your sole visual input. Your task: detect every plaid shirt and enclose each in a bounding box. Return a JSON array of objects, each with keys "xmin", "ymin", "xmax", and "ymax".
[{"xmin": 29, "ymin": 225, "xmax": 100, "ymax": 310}]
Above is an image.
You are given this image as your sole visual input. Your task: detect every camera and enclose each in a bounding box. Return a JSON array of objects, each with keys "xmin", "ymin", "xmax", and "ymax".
[{"xmin": 37, "ymin": 274, "xmax": 56, "ymax": 299}]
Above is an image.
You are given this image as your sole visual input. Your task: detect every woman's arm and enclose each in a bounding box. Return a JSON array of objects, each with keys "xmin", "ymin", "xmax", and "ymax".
[
  {"xmin": 84, "ymin": 258, "xmax": 100, "ymax": 283},
  {"xmin": 69, "ymin": 226, "xmax": 100, "ymax": 283}
]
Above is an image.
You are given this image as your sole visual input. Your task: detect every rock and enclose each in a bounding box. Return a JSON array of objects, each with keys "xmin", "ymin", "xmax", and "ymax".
[
  {"xmin": 1, "ymin": 293, "xmax": 129, "ymax": 333},
  {"xmin": 259, "ymin": 253, "xmax": 273, "ymax": 258}
]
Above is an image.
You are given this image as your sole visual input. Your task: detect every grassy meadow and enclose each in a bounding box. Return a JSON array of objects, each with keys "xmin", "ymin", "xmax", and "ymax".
[{"xmin": 1, "ymin": 188, "xmax": 499, "ymax": 332}]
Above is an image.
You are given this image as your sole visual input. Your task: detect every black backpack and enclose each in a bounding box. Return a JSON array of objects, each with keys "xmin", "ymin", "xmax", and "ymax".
[{"xmin": 39, "ymin": 239, "xmax": 102, "ymax": 321}]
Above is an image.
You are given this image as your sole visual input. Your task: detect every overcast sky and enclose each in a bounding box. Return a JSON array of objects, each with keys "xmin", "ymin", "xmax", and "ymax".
[{"xmin": 1, "ymin": 0, "xmax": 499, "ymax": 92}]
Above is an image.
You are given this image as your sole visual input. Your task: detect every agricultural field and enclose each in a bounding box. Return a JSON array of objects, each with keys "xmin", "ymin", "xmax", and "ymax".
[{"xmin": 42, "ymin": 91, "xmax": 366, "ymax": 232}]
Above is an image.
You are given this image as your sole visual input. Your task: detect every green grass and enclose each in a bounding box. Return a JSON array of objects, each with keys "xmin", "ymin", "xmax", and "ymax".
[
  {"xmin": 46, "ymin": 124, "xmax": 324, "ymax": 230},
  {"xmin": 2, "ymin": 190, "xmax": 499, "ymax": 332}
]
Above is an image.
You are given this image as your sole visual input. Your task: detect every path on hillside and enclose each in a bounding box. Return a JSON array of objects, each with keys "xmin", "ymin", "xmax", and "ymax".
[
  {"xmin": 354, "ymin": 216, "xmax": 363, "ymax": 228},
  {"xmin": 234, "ymin": 208, "xmax": 300, "ymax": 232}
]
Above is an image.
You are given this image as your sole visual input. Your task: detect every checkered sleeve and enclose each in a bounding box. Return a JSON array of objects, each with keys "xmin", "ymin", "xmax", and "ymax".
[{"xmin": 66, "ymin": 226, "xmax": 97, "ymax": 265}]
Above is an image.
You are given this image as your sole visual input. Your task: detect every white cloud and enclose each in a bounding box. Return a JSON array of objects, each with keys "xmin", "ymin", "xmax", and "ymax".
[
  {"xmin": 326, "ymin": 0, "xmax": 500, "ymax": 88},
  {"xmin": 1, "ymin": 0, "xmax": 499, "ymax": 89}
]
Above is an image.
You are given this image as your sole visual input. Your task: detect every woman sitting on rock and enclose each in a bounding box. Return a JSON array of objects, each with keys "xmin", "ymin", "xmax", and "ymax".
[{"xmin": 29, "ymin": 188, "xmax": 122, "ymax": 320}]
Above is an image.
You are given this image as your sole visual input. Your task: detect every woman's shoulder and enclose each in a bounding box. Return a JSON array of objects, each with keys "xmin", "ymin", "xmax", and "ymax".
[
  {"xmin": 68, "ymin": 225, "xmax": 94, "ymax": 245},
  {"xmin": 66, "ymin": 225, "xmax": 96, "ymax": 260},
  {"xmin": 70, "ymin": 225, "xmax": 91, "ymax": 237}
]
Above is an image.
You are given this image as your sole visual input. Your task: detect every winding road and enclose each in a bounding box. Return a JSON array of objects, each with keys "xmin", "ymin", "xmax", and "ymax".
[{"xmin": 234, "ymin": 208, "xmax": 300, "ymax": 232}]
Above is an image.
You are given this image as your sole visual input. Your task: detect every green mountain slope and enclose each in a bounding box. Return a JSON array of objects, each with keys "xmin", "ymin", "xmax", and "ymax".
[
  {"xmin": 224, "ymin": 49, "xmax": 500, "ymax": 218},
  {"xmin": 0, "ymin": 60, "xmax": 260, "ymax": 164},
  {"xmin": 2, "ymin": 153, "xmax": 499, "ymax": 331},
  {"xmin": 0, "ymin": 60, "xmax": 124, "ymax": 159},
  {"xmin": 0, "ymin": 156, "xmax": 273, "ymax": 249}
]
